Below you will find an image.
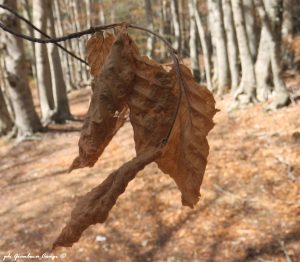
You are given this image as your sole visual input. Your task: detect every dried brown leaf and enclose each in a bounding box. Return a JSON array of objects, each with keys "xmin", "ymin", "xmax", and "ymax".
[
  {"xmin": 69, "ymin": 29, "xmax": 135, "ymax": 172},
  {"xmin": 86, "ymin": 32, "xmax": 115, "ymax": 77},
  {"xmin": 156, "ymin": 66, "xmax": 217, "ymax": 207},
  {"xmin": 128, "ymin": 52, "xmax": 217, "ymax": 207},
  {"xmin": 53, "ymin": 148, "xmax": 162, "ymax": 249},
  {"xmin": 55, "ymin": 27, "xmax": 216, "ymax": 248}
]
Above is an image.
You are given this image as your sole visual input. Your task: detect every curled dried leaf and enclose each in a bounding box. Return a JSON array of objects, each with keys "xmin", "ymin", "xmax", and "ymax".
[
  {"xmin": 53, "ymin": 148, "xmax": 161, "ymax": 249},
  {"xmin": 70, "ymin": 29, "xmax": 135, "ymax": 172},
  {"xmin": 156, "ymin": 65, "xmax": 217, "ymax": 207},
  {"xmin": 56, "ymin": 26, "xmax": 217, "ymax": 248},
  {"xmin": 86, "ymin": 32, "xmax": 115, "ymax": 77}
]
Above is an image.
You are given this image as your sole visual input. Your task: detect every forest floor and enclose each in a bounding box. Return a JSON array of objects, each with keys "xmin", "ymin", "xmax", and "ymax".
[{"xmin": 0, "ymin": 84, "xmax": 300, "ymax": 262}]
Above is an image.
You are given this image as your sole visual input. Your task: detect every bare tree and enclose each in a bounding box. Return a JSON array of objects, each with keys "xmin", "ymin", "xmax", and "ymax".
[
  {"xmin": 243, "ymin": 0, "xmax": 257, "ymax": 60},
  {"xmin": 281, "ymin": 0, "xmax": 294, "ymax": 70},
  {"xmin": 222, "ymin": 0, "xmax": 239, "ymax": 92},
  {"xmin": 231, "ymin": 0, "xmax": 256, "ymax": 104},
  {"xmin": 209, "ymin": 0, "xmax": 229, "ymax": 95},
  {"xmin": 32, "ymin": 0, "xmax": 55, "ymax": 124},
  {"xmin": 46, "ymin": 0, "xmax": 72, "ymax": 122},
  {"xmin": 53, "ymin": 0, "xmax": 74, "ymax": 92},
  {"xmin": 0, "ymin": 0, "xmax": 42, "ymax": 140},
  {"xmin": 0, "ymin": 86, "xmax": 13, "ymax": 136},
  {"xmin": 144, "ymin": 0, "xmax": 155, "ymax": 57},
  {"xmin": 190, "ymin": 0, "xmax": 212, "ymax": 90},
  {"xmin": 170, "ymin": 0, "xmax": 181, "ymax": 51},
  {"xmin": 188, "ymin": 0, "xmax": 201, "ymax": 82},
  {"xmin": 254, "ymin": 0, "xmax": 290, "ymax": 109}
]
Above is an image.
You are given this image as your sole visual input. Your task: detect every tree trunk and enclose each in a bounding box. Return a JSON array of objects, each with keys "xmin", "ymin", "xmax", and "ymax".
[
  {"xmin": 53, "ymin": 0, "xmax": 74, "ymax": 92},
  {"xmin": 231, "ymin": 0, "xmax": 256, "ymax": 104},
  {"xmin": 254, "ymin": 0, "xmax": 290, "ymax": 109},
  {"xmin": 243, "ymin": 0, "xmax": 257, "ymax": 60},
  {"xmin": 159, "ymin": 0, "xmax": 170, "ymax": 60},
  {"xmin": 222, "ymin": 0, "xmax": 239, "ymax": 92},
  {"xmin": 0, "ymin": 86, "xmax": 13, "ymax": 136},
  {"xmin": 190, "ymin": 0, "xmax": 212, "ymax": 90},
  {"xmin": 32, "ymin": 0, "xmax": 55, "ymax": 124},
  {"xmin": 144, "ymin": 0, "xmax": 155, "ymax": 57},
  {"xmin": 188, "ymin": 0, "xmax": 201, "ymax": 82},
  {"xmin": 0, "ymin": 0, "xmax": 42, "ymax": 140},
  {"xmin": 170, "ymin": 0, "xmax": 181, "ymax": 51},
  {"xmin": 281, "ymin": 0, "xmax": 294, "ymax": 70},
  {"xmin": 210, "ymin": 0, "xmax": 229, "ymax": 95},
  {"xmin": 23, "ymin": 0, "xmax": 37, "ymax": 82},
  {"xmin": 46, "ymin": 0, "xmax": 72, "ymax": 122},
  {"xmin": 255, "ymin": 25, "xmax": 271, "ymax": 101}
]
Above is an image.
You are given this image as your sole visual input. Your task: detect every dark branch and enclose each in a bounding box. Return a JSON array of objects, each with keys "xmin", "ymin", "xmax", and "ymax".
[
  {"xmin": 0, "ymin": 5, "xmax": 185, "ymax": 145},
  {"xmin": 0, "ymin": 4, "xmax": 88, "ymax": 65}
]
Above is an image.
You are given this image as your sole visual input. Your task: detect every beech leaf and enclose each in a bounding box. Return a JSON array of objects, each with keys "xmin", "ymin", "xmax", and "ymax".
[{"xmin": 53, "ymin": 26, "xmax": 217, "ymax": 248}]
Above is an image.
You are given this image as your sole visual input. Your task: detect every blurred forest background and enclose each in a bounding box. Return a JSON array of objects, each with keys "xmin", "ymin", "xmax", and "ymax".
[
  {"xmin": 0, "ymin": 0, "xmax": 300, "ymax": 261},
  {"xmin": 0, "ymin": 0, "xmax": 300, "ymax": 140}
]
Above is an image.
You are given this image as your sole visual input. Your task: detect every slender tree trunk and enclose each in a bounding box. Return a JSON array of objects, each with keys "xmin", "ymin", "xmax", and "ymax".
[
  {"xmin": 23, "ymin": 0, "xmax": 37, "ymax": 82},
  {"xmin": 243, "ymin": 0, "xmax": 257, "ymax": 60},
  {"xmin": 0, "ymin": 86, "xmax": 13, "ymax": 136},
  {"xmin": 144, "ymin": 0, "xmax": 155, "ymax": 57},
  {"xmin": 159, "ymin": 0, "xmax": 169, "ymax": 60},
  {"xmin": 210, "ymin": 0, "xmax": 229, "ymax": 94},
  {"xmin": 170, "ymin": 0, "xmax": 181, "ymax": 51},
  {"xmin": 188, "ymin": 0, "xmax": 201, "ymax": 82},
  {"xmin": 0, "ymin": 57, "xmax": 14, "ymax": 119},
  {"xmin": 46, "ymin": 0, "xmax": 72, "ymax": 122},
  {"xmin": 99, "ymin": 0, "xmax": 106, "ymax": 24},
  {"xmin": 0, "ymin": 0, "xmax": 42, "ymax": 140},
  {"xmin": 53, "ymin": 0, "xmax": 74, "ymax": 92},
  {"xmin": 84, "ymin": 0, "xmax": 92, "ymax": 29},
  {"xmin": 281, "ymin": 0, "xmax": 294, "ymax": 70},
  {"xmin": 222, "ymin": 0, "xmax": 239, "ymax": 92},
  {"xmin": 72, "ymin": 0, "xmax": 89, "ymax": 84},
  {"xmin": 178, "ymin": 0, "xmax": 187, "ymax": 54},
  {"xmin": 190, "ymin": 0, "xmax": 212, "ymax": 90},
  {"xmin": 255, "ymin": 25, "xmax": 271, "ymax": 101},
  {"xmin": 69, "ymin": 0, "xmax": 84, "ymax": 86},
  {"xmin": 231, "ymin": 0, "xmax": 256, "ymax": 104},
  {"xmin": 254, "ymin": 0, "xmax": 290, "ymax": 109},
  {"xmin": 32, "ymin": 0, "xmax": 55, "ymax": 124}
]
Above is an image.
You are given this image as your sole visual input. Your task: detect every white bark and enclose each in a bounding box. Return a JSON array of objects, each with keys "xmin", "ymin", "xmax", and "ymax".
[
  {"xmin": 243, "ymin": 0, "xmax": 257, "ymax": 60},
  {"xmin": 170, "ymin": 0, "xmax": 181, "ymax": 51},
  {"xmin": 188, "ymin": 0, "xmax": 201, "ymax": 82},
  {"xmin": 144, "ymin": 0, "xmax": 155, "ymax": 57},
  {"xmin": 0, "ymin": 0, "xmax": 41, "ymax": 139},
  {"xmin": 254, "ymin": 0, "xmax": 290, "ymax": 109},
  {"xmin": 46, "ymin": 0, "xmax": 72, "ymax": 122},
  {"xmin": 190, "ymin": 0, "xmax": 212, "ymax": 90},
  {"xmin": 222, "ymin": 0, "xmax": 239, "ymax": 91},
  {"xmin": 231, "ymin": 0, "xmax": 256, "ymax": 103},
  {"xmin": 210, "ymin": 0, "xmax": 229, "ymax": 94},
  {"xmin": 32, "ymin": 0, "xmax": 55, "ymax": 123}
]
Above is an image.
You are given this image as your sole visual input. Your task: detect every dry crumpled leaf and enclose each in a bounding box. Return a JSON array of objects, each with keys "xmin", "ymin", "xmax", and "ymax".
[
  {"xmin": 53, "ymin": 27, "xmax": 217, "ymax": 248},
  {"xmin": 129, "ymin": 54, "xmax": 216, "ymax": 207},
  {"xmin": 86, "ymin": 32, "xmax": 115, "ymax": 77},
  {"xmin": 53, "ymin": 148, "xmax": 161, "ymax": 249},
  {"xmin": 69, "ymin": 30, "xmax": 134, "ymax": 172}
]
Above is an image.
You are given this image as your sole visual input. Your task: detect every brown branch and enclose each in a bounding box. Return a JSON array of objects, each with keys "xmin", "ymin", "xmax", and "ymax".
[
  {"xmin": 0, "ymin": 4, "xmax": 88, "ymax": 65},
  {"xmin": 0, "ymin": 5, "xmax": 186, "ymax": 145}
]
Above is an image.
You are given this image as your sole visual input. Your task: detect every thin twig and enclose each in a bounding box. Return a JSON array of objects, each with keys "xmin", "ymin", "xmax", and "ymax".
[
  {"xmin": 0, "ymin": 5, "xmax": 186, "ymax": 145},
  {"xmin": 0, "ymin": 4, "xmax": 88, "ymax": 65}
]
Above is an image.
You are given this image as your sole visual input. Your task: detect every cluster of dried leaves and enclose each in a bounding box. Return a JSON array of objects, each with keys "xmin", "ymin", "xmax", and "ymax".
[{"xmin": 53, "ymin": 27, "xmax": 217, "ymax": 249}]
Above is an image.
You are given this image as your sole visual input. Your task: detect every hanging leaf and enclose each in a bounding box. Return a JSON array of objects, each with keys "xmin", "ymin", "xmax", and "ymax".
[
  {"xmin": 54, "ymin": 27, "xmax": 217, "ymax": 248},
  {"xmin": 69, "ymin": 29, "xmax": 135, "ymax": 172},
  {"xmin": 53, "ymin": 148, "xmax": 161, "ymax": 249},
  {"xmin": 86, "ymin": 32, "xmax": 115, "ymax": 77}
]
